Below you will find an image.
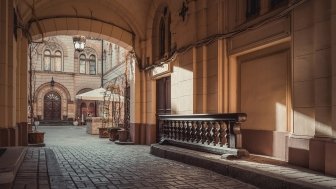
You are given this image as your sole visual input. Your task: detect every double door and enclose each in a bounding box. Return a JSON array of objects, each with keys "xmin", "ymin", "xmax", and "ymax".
[
  {"xmin": 44, "ymin": 91, "xmax": 61, "ymax": 120},
  {"xmin": 156, "ymin": 76, "xmax": 171, "ymax": 142}
]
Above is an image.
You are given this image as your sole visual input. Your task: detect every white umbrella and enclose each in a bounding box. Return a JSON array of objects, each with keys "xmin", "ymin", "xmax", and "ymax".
[{"xmin": 75, "ymin": 87, "xmax": 124, "ymax": 101}]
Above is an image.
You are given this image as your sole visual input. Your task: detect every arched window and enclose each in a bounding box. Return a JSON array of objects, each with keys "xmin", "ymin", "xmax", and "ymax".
[
  {"xmin": 43, "ymin": 50, "xmax": 51, "ymax": 71},
  {"xmin": 103, "ymin": 50, "xmax": 107, "ymax": 71},
  {"xmin": 159, "ymin": 18, "xmax": 165, "ymax": 58},
  {"xmin": 156, "ymin": 7, "xmax": 171, "ymax": 60},
  {"xmin": 109, "ymin": 44, "xmax": 113, "ymax": 68},
  {"xmin": 79, "ymin": 54, "xmax": 86, "ymax": 74},
  {"xmin": 246, "ymin": 0, "xmax": 260, "ymax": 18},
  {"xmin": 54, "ymin": 51, "xmax": 62, "ymax": 71},
  {"xmin": 89, "ymin": 55, "xmax": 96, "ymax": 75},
  {"xmin": 116, "ymin": 46, "xmax": 120, "ymax": 65},
  {"xmin": 109, "ymin": 44, "xmax": 112, "ymax": 55}
]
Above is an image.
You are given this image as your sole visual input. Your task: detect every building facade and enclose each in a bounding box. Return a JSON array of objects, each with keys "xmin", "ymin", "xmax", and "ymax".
[
  {"xmin": 29, "ymin": 35, "xmax": 129, "ymax": 121},
  {"xmin": 0, "ymin": 0, "xmax": 335, "ymax": 176}
]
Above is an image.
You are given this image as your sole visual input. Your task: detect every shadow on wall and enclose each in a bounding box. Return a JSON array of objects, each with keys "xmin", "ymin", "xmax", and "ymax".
[{"xmin": 242, "ymin": 101, "xmax": 336, "ymax": 176}]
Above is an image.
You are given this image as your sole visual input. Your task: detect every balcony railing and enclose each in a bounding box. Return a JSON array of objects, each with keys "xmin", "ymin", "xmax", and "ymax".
[{"xmin": 158, "ymin": 113, "xmax": 247, "ymax": 153}]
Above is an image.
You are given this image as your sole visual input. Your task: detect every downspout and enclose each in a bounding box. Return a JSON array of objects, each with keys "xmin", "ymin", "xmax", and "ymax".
[{"xmin": 101, "ymin": 39, "xmax": 104, "ymax": 87}]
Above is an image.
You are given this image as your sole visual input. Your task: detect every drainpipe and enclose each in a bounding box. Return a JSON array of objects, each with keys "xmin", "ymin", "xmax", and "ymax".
[{"xmin": 101, "ymin": 40, "xmax": 104, "ymax": 88}]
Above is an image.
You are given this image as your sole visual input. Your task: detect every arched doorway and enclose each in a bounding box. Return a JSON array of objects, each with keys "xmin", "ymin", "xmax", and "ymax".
[
  {"xmin": 44, "ymin": 91, "xmax": 61, "ymax": 120},
  {"xmin": 88, "ymin": 103, "xmax": 96, "ymax": 117},
  {"xmin": 80, "ymin": 102, "xmax": 87, "ymax": 120}
]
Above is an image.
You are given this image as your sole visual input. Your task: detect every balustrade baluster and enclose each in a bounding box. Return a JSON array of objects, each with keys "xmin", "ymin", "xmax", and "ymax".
[
  {"xmin": 167, "ymin": 121, "xmax": 171, "ymax": 139},
  {"xmin": 207, "ymin": 122, "xmax": 213, "ymax": 145},
  {"xmin": 201, "ymin": 122, "xmax": 207, "ymax": 144},
  {"xmin": 175, "ymin": 121, "xmax": 178, "ymax": 140},
  {"xmin": 219, "ymin": 121, "xmax": 226, "ymax": 147},
  {"xmin": 177, "ymin": 121, "xmax": 181, "ymax": 140},
  {"xmin": 180, "ymin": 121, "xmax": 184, "ymax": 141},
  {"xmin": 172, "ymin": 121, "xmax": 176, "ymax": 140},
  {"xmin": 213, "ymin": 121, "xmax": 219, "ymax": 146},
  {"xmin": 196, "ymin": 121, "xmax": 201, "ymax": 143},
  {"xmin": 165, "ymin": 121, "xmax": 168, "ymax": 138},
  {"xmin": 185, "ymin": 121, "xmax": 191, "ymax": 142},
  {"xmin": 171, "ymin": 121, "xmax": 175, "ymax": 139},
  {"xmin": 191, "ymin": 121, "xmax": 196, "ymax": 142},
  {"xmin": 225, "ymin": 121, "xmax": 230, "ymax": 147},
  {"xmin": 161, "ymin": 120, "xmax": 165, "ymax": 139}
]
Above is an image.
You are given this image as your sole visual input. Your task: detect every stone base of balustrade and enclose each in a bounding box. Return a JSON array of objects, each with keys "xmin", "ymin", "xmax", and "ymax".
[{"xmin": 159, "ymin": 139, "xmax": 249, "ymax": 158}]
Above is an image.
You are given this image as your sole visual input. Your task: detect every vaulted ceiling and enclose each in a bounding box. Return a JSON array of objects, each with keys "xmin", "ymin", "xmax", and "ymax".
[{"xmin": 16, "ymin": 0, "xmax": 154, "ymax": 48}]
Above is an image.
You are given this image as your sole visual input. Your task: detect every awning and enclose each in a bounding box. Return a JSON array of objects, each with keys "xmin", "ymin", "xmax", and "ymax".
[{"xmin": 75, "ymin": 87, "xmax": 124, "ymax": 101}]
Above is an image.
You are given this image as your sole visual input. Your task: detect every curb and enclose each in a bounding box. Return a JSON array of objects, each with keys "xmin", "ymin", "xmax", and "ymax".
[{"xmin": 150, "ymin": 144, "xmax": 326, "ymax": 189}]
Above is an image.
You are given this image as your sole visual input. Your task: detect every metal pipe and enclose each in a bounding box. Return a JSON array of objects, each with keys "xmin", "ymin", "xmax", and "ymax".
[{"xmin": 101, "ymin": 39, "xmax": 104, "ymax": 87}]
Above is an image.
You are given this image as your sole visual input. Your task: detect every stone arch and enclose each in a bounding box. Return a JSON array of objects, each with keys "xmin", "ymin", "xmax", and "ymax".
[
  {"xmin": 34, "ymin": 82, "xmax": 72, "ymax": 119},
  {"xmin": 21, "ymin": 0, "xmax": 145, "ymax": 41},
  {"xmin": 40, "ymin": 42, "xmax": 65, "ymax": 71}
]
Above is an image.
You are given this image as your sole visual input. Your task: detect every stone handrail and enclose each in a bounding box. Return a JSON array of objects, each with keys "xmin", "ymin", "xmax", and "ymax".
[{"xmin": 158, "ymin": 113, "xmax": 247, "ymax": 149}]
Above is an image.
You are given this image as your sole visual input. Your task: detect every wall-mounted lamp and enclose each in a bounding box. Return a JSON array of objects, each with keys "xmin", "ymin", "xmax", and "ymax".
[
  {"xmin": 50, "ymin": 77, "xmax": 55, "ymax": 87},
  {"xmin": 179, "ymin": 1, "xmax": 189, "ymax": 22}
]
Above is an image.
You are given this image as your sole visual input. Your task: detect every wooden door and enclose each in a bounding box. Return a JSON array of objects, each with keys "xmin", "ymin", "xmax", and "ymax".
[
  {"xmin": 80, "ymin": 102, "xmax": 87, "ymax": 120},
  {"xmin": 156, "ymin": 77, "xmax": 171, "ymax": 142},
  {"xmin": 44, "ymin": 91, "xmax": 61, "ymax": 120}
]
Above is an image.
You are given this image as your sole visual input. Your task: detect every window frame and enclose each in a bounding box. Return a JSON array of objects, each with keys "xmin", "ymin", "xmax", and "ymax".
[
  {"xmin": 54, "ymin": 50, "xmax": 62, "ymax": 72},
  {"xmin": 89, "ymin": 55, "xmax": 96, "ymax": 75},
  {"xmin": 79, "ymin": 54, "xmax": 86, "ymax": 74},
  {"xmin": 43, "ymin": 50, "xmax": 52, "ymax": 71}
]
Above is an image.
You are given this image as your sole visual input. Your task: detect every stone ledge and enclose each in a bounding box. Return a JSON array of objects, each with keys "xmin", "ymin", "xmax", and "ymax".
[
  {"xmin": 160, "ymin": 139, "xmax": 249, "ymax": 157},
  {"xmin": 150, "ymin": 144, "xmax": 329, "ymax": 189},
  {"xmin": 114, "ymin": 141, "xmax": 135, "ymax": 145},
  {"xmin": 0, "ymin": 147, "xmax": 27, "ymax": 185}
]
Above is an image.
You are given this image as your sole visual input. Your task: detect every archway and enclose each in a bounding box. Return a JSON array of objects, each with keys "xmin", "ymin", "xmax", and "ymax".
[
  {"xmin": 80, "ymin": 103, "xmax": 87, "ymax": 122},
  {"xmin": 14, "ymin": 0, "xmax": 147, "ymax": 144},
  {"xmin": 43, "ymin": 91, "xmax": 62, "ymax": 120}
]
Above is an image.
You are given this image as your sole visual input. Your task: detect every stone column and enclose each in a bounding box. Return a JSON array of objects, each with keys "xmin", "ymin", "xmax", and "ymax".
[{"xmin": 0, "ymin": 0, "xmax": 18, "ymax": 146}]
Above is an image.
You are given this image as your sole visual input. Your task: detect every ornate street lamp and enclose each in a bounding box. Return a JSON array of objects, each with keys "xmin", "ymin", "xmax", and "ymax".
[{"xmin": 73, "ymin": 36, "xmax": 86, "ymax": 52}]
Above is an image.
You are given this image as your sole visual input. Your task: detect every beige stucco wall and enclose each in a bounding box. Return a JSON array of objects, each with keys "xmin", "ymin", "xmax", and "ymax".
[{"xmin": 0, "ymin": 0, "xmax": 335, "ymax": 175}]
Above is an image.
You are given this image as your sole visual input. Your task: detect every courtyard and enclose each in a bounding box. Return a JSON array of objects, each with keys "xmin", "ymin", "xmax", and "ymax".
[{"xmin": 13, "ymin": 126, "xmax": 257, "ymax": 189}]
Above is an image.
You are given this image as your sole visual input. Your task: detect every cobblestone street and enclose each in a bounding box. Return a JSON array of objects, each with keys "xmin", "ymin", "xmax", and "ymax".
[{"xmin": 30, "ymin": 126, "xmax": 257, "ymax": 189}]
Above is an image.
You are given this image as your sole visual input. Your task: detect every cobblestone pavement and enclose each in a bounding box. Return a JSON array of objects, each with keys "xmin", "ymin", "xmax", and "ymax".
[{"xmin": 36, "ymin": 126, "xmax": 258, "ymax": 189}]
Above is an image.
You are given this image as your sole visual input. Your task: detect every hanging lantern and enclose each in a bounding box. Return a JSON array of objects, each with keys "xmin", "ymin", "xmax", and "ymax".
[{"xmin": 73, "ymin": 36, "xmax": 86, "ymax": 52}]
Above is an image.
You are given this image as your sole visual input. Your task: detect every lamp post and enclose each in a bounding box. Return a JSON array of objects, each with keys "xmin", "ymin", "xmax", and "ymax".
[{"xmin": 73, "ymin": 36, "xmax": 86, "ymax": 52}]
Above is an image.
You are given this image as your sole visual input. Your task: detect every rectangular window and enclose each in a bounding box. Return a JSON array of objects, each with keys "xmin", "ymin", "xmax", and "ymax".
[{"xmin": 246, "ymin": 0, "xmax": 260, "ymax": 18}]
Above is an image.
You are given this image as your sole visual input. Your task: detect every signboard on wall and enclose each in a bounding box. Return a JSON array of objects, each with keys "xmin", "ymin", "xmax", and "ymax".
[{"xmin": 151, "ymin": 63, "xmax": 171, "ymax": 79}]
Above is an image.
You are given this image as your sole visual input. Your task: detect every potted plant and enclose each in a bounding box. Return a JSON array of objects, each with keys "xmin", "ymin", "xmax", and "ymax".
[
  {"xmin": 73, "ymin": 118, "xmax": 79, "ymax": 126},
  {"xmin": 28, "ymin": 43, "xmax": 45, "ymax": 146},
  {"xmin": 108, "ymin": 126, "xmax": 121, "ymax": 141},
  {"xmin": 117, "ymin": 128, "xmax": 128, "ymax": 142},
  {"xmin": 28, "ymin": 117, "xmax": 45, "ymax": 146},
  {"xmin": 98, "ymin": 127, "xmax": 109, "ymax": 138}
]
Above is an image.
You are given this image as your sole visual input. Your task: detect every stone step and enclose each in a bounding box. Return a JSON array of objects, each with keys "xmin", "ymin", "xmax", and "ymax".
[
  {"xmin": 150, "ymin": 144, "xmax": 334, "ymax": 189},
  {"xmin": 0, "ymin": 147, "xmax": 27, "ymax": 188}
]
